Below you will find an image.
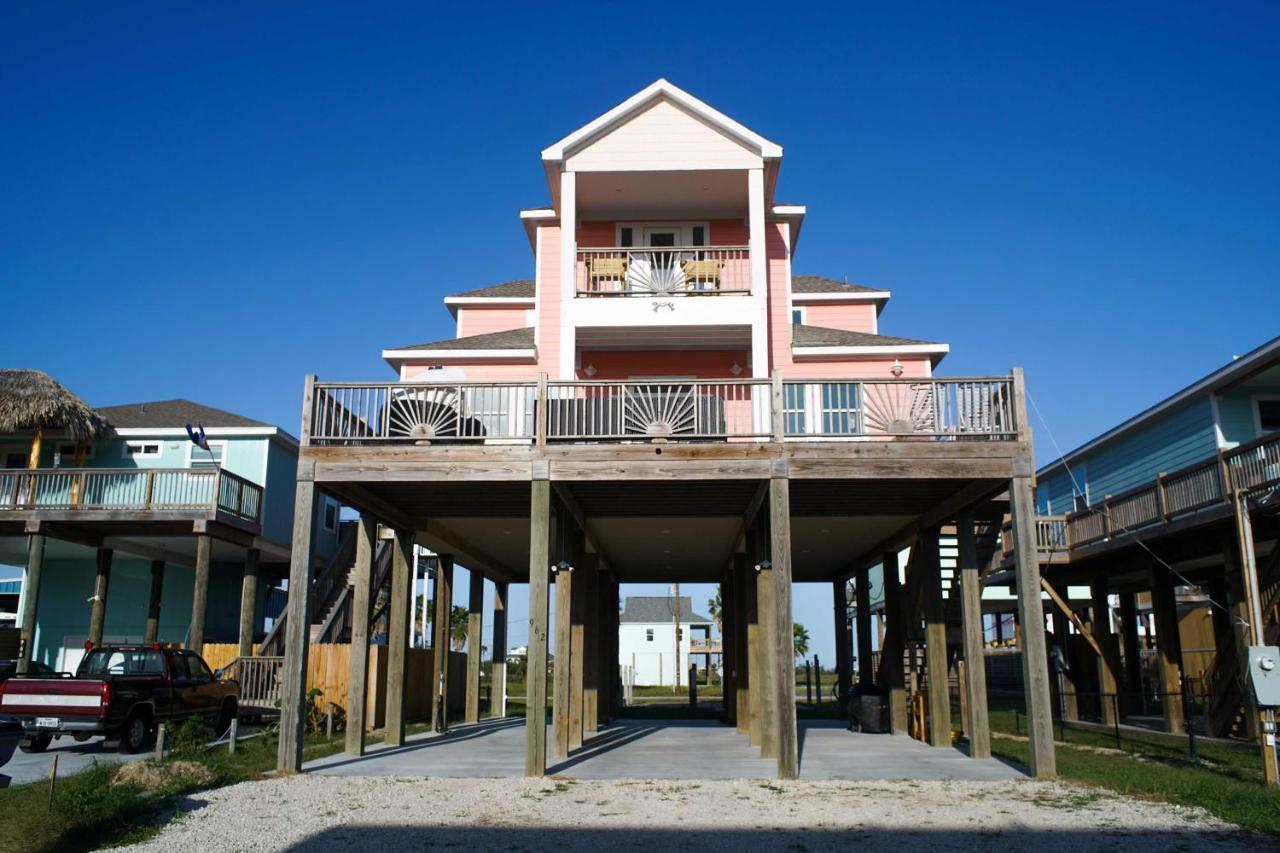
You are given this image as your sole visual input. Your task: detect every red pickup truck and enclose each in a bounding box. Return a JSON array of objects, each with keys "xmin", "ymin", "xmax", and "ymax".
[{"xmin": 0, "ymin": 646, "xmax": 239, "ymax": 754}]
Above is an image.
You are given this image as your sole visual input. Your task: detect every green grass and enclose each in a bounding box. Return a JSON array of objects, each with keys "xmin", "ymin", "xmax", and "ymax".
[{"xmin": 981, "ymin": 709, "xmax": 1280, "ymax": 837}]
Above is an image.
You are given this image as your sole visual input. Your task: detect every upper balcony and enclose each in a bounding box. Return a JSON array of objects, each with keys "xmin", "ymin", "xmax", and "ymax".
[{"xmin": 576, "ymin": 245, "xmax": 750, "ymax": 298}]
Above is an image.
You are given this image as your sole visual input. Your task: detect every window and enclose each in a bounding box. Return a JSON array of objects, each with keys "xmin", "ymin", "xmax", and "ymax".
[
  {"xmin": 323, "ymin": 497, "xmax": 339, "ymax": 533},
  {"xmin": 791, "ymin": 307, "xmax": 806, "ymax": 325},
  {"xmin": 1257, "ymin": 399, "xmax": 1280, "ymax": 433},
  {"xmin": 123, "ymin": 441, "xmax": 162, "ymax": 459},
  {"xmin": 619, "ymin": 227, "xmax": 633, "ymax": 248},
  {"xmin": 783, "ymin": 383, "xmax": 806, "ymax": 434},
  {"xmin": 820, "ymin": 383, "xmax": 861, "ymax": 434},
  {"xmin": 690, "ymin": 225, "xmax": 705, "ymax": 247},
  {"xmin": 54, "ymin": 443, "xmax": 93, "ymax": 466},
  {"xmin": 187, "ymin": 441, "xmax": 224, "ymax": 469},
  {"xmin": 645, "ymin": 628, "xmax": 654, "ymax": 642},
  {"xmin": 4, "ymin": 453, "xmax": 27, "ymax": 469},
  {"xmin": 79, "ymin": 649, "xmax": 166, "ymax": 677}
]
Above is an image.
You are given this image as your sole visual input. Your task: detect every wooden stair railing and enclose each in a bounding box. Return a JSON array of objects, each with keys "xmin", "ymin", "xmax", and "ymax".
[
  {"xmin": 1206, "ymin": 544, "xmax": 1280, "ymax": 737},
  {"xmin": 258, "ymin": 522, "xmax": 359, "ymax": 655}
]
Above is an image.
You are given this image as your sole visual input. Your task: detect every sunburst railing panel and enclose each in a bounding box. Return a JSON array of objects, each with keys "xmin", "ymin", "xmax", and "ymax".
[{"xmin": 576, "ymin": 247, "xmax": 751, "ymax": 296}]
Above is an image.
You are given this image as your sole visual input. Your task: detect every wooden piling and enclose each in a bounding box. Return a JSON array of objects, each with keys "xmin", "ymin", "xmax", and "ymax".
[
  {"xmin": 525, "ymin": 480, "xmax": 551, "ymax": 776},
  {"xmin": 237, "ymin": 548, "xmax": 260, "ymax": 657},
  {"xmin": 344, "ymin": 515, "xmax": 377, "ymax": 756},
  {"xmin": 465, "ymin": 569, "xmax": 484, "ymax": 724},
  {"xmin": 87, "ymin": 547, "xmax": 113, "ymax": 648},
  {"xmin": 189, "ymin": 534, "xmax": 211, "ymax": 655},
  {"xmin": 957, "ymin": 512, "xmax": 991, "ymax": 759}
]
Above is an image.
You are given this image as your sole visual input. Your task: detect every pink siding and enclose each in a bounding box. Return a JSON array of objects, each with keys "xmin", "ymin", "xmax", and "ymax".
[
  {"xmin": 765, "ymin": 222, "xmax": 792, "ymax": 373},
  {"xmin": 456, "ymin": 305, "xmax": 530, "ymax": 338},
  {"xmin": 537, "ymin": 224, "xmax": 561, "ymax": 378},
  {"xmin": 576, "ymin": 219, "xmax": 749, "ymax": 247},
  {"xmin": 576, "ymin": 349, "xmax": 750, "ymax": 380},
  {"xmin": 801, "ymin": 303, "xmax": 877, "ymax": 334}
]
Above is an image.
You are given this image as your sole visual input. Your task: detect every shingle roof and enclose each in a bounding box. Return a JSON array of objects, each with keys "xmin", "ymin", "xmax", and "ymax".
[
  {"xmin": 620, "ymin": 596, "xmax": 712, "ymax": 625},
  {"xmin": 792, "ymin": 325, "xmax": 943, "ymax": 348},
  {"xmin": 391, "ymin": 326, "xmax": 536, "ymax": 352},
  {"xmin": 791, "ymin": 275, "xmax": 883, "ymax": 294},
  {"xmin": 448, "ymin": 280, "xmax": 535, "ymax": 299},
  {"xmin": 96, "ymin": 399, "xmax": 271, "ymax": 429}
]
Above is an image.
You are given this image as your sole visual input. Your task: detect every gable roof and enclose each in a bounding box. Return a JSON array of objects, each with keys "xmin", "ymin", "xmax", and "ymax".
[
  {"xmin": 447, "ymin": 280, "xmax": 535, "ymax": 300},
  {"xmin": 792, "ymin": 276, "xmax": 882, "ymax": 294},
  {"xmin": 96, "ymin": 399, "xmax": 271, "ymax": 429},
  {"xmin": 620, "ymin": 596, "xmax": 712, "ymax": 625},
  {"xmin": 388, "ymin": 326, "xmax": 535, "ymax": 353},
  {"xmin": 542, "ymin": 79, "xmax": 782, "ymax": 162}
]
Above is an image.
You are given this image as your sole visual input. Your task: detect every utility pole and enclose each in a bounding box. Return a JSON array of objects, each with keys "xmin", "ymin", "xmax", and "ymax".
[{"xmin": 673, "ymin": 583, "xmax": 682, "ymax": 693}]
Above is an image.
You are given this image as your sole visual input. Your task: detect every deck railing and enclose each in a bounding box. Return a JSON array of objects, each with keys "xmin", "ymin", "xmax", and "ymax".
[
  {"xmin": 1029, "ymin": 429, "xmax": 1280, "ymax": 555},
  {"xmin": 576, "ymin": 246, "xmax": 751, "ymax": 296},
  {"xmin": 306, "ymin": 375, "xmax": 1021, "ymax": 446},
  {"xmin": 0, "ymin": 467, "xmax": 264, "ymax": 525}
]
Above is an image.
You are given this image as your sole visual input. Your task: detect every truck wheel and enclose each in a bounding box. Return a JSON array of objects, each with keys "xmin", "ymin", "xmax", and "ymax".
[
  {"xmin": 20, "ymin": 734, "xmax": 52, "ymax": 753},
  {"xmin": 120, "ymin": 713, "xmax": 152, "ymax": 754},
  {"xmin": 214, "ymin": 701, "xmax": 237, "ymax": 737}
]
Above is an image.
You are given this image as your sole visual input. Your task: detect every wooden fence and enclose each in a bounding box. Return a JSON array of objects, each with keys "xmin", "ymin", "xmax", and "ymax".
[{"xmin": 204, "ymin": 643, "xmax": 469, "ymax": 730}]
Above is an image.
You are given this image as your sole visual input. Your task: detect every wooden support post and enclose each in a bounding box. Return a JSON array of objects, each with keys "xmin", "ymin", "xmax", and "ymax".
[
  {"xmin": 920, "ymin": 526, "xmax": 951, "ymax": 748},
  {"xmin": 492, "ymin": 581, "xmax": 508, "ymax": 718},
  {"xmin": 1049, "ymin": 585, "xmax": 1079, "ymax": 722},
  {"xmin": 87, "ymin": 547, "xmax": 113, "ymax": 648},
  {"xmin": 276, "ymin": 474, "xmax": 316, "ymax": 774},
  {"xmin": 581, "ymin": 554, "xmax": 600, "ymax": 735},
  {"xmin": 552, "ymin": 560, "xmax": 573, "ymax": 759},
  {"xmin": 834, "ymin": 577, "xmax": 852, "ymax": 710},
  {"xmin": 1148, "ymin": 562, "xmax": 1185, "ymax": 734},
  {"xmin": 465, "ymin": 570, "xmax": 484, "ymax": 724},
  {"xmin": 144, "ymin": 560, "xmax": 165, "ymax": 645},
  {"xmin": 734, "ymin": 552, "xmax": 751, "ymax": 735},
  {"xmin": 1226, "ymin": 568, "xmax": 1259, "ymax": 739},
  {"xmin": 430, "ymin": 554, "xmax": 454, "ymax": 733},
  {"xmin": 753, "ymin": 521, "xmax": 775, "ymax": 757},
  {"xmin": 237, "ymin": 549, "xmax": 260, "ymax": 657},
  {"xmin": 525, "ymin": 480, "xmax": 551, "ymax": 776},
  {"xmin": 720, "ymin": 564, "xmax": 735, "ymax": 726},
  {"xmin": 1231, "ymin": 488, "xmax": 1280, "ymax": 786},
  {"xmin": 189, "ymin": 534, "xmax": 211, "ymax": 655},
  {"xmin": 1090, "ymin": 576, "xmax": 1119, "ymax": 726},
  {"xmin": 569, "ymin": 541, "xmax": 586, "ymax": 749},
  {"xmin": 880, "ymin": 549, "xmax": 908, "ymax": 734},
  {"xmin": 384, "ymin": 530, "xmax": 413, "ymax": 747},
  {"xmin": 855, "ymin": 567, "xmax": 874, "ymax": 688},
  {"xmin": 770, "ymin": 477, "xmax": 798, "ymax": 778},
  {"xmin": 1118, "ymin": 590, "xmax": 1142, "ymax": 717},
  {"xmin": 1010, "ymin": 465, "xmax": 1057, "ymax": 778},
  {"xmin": 16, "ymin": 534, "xmax": 46, "ymax": 674},
  {"xmin": 958, "ymin": 512, "xmax": 991, "ymax": 759},
  {"xmin": 344, "ymin": 515, "xmax": 376, "ymax": 756}
]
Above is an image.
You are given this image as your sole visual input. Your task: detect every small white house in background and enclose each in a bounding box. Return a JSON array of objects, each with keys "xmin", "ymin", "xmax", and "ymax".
[{"xmin": 618, "ymin": 596, "xmax": 713, "ymax": 687}]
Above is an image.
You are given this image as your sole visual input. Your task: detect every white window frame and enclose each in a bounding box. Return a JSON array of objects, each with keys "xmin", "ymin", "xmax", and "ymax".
[
  {"xmin": 791, "ymin": 306, "xmax": 806, "ymax": 325},
  {"xmin": 122, "ymin": 440, "xmax": 162, "ymax": 460},
  {"xmin": 185, "ymin": 439, "xmax": 226, "ymax": 469},
  {"xmin": 1254, "ymin": 395, "xmax": 1280, "ymax": 436},
  {"xmin": 615, "ymin": 222, "xmax": 711, "ymax": 248}
]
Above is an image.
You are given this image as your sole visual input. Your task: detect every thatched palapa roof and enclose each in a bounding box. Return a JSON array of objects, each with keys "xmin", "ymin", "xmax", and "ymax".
[{"xmin": 0, "ymin": 369, "xmax": 111, "ymax": 442}]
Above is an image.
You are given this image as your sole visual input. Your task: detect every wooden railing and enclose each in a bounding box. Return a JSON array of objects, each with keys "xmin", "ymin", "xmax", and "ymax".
[
  {"xmin": 576, "ymin": 246, "xmax": 751, "ymax": 296},
  {"xmin": 1031, "ymin": 429, "xmax": 1280, "ymax": 554},
  {"xmin": 218, "ymin": 655, "xmax": 285, "ymax": 712},
  {"xmin": 1000, "ymin": 515, "xmax": 1069, "ymax": 560},
  {"xmin": 307, "ymin": 374, "xmax": 1021, "ymax": 446},
  {"xmin": 0, "ymin": 467, "xmax": 263, "ymax": 525}
]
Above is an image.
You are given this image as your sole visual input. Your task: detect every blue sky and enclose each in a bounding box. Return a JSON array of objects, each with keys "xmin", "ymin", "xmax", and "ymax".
[{"xmin": 3, "ymin": 2, "xmax": 1278, "ymax": 661}]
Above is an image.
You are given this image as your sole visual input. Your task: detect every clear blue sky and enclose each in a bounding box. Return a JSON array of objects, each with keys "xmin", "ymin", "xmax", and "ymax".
[{"xmin": 4, "ymin": 2, "xmax": 1278, "ymax": 662}]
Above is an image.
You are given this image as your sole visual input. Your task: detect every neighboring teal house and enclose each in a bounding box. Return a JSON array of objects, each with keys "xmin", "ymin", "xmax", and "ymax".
[
  {"xmin": 1037, "ymin": 336, "xmax": 1280, "ymax": 514},
  {"xmin": 0, "ymin": 398, "xmax": 341, "ymax": 672}
]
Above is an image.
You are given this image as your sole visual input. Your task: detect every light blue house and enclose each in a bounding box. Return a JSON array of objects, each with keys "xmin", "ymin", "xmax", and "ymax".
[{"xmin": 0, "ymin": 397, "xmax": 341, "ymax": 672}]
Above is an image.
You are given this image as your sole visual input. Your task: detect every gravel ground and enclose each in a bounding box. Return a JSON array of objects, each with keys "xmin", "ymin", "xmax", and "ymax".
[{"xmin": 118, "ymin": 775, "xmax": 1256, "ymax": 852}]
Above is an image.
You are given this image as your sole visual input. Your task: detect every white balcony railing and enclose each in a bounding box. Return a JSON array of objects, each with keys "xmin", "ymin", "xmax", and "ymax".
[
  {"xmin": 576, "ymin": 246, "xmax": 750, "ymax": 296},
  {"xmin": 306, "ymin": 376, "xmax": 1020, "ymax": 446}
]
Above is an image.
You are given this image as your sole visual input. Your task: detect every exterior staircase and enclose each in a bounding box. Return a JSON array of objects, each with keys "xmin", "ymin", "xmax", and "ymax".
[
  {"xmin": 259, "ymin": 522, "xmax": 359, "ymax": 655},
  {"xmin": 1206, "ymin": 544, "xmax": 1280, "ymax": 737}
]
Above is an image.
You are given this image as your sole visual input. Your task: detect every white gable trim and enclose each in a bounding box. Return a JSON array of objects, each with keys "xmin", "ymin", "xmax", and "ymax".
[
  {"xmin": 381, "ymin": 348, "xmax": 537, "ymax": 362},
  {"xmin": 791, "ymin": 291, "xmax": 892, "ymax": 303},
  {"xmin": 542, "ymin": 79, "xmax": 782, "ymax": 162}
]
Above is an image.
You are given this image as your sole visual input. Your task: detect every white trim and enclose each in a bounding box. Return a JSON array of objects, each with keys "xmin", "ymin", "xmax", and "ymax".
[
  {"xmin": 1037, "ymin": 335, "xmax": 1280, "ymax": 477},
  {"xmin": 121, "ymin": 440, "xmax": 162, "ymax": 459},
  {"xmin": 791, "ymin": 291, "xmax": 891, "ymax": 303},
  {"xmin": 541, "ymin": 78, "xmax": 783, "ymax": 162},
  {"xmin": 770, "ymin": 204, "xmax": 806, "ymax": 215},
  {"xmin": 1253, "ymin": 394, "xmax": 1280, "ymax": 436},
  {"xmin": 748, "ymin": 167, "xmax": 768, "ymax": 378},
  {"xmin": 185, "ymin": 438, "xmax": 226, "ymax": 469},
  {"xmin": 559, "ymin": 170, "xmax": 577, "ymax": 379},
  {"xmin": 1210, "ymin": 392, "xmax": 1227, "ymax": 448},
  {"xmin": 533, "ymin": 224, "xmax": 544, "ymax": 354},
  {"xmin": 520, "ymin": 208, "xmax": 556, "ymax": 220},
  {"xmin": 791, "ymin": 306, "xmax": 806, "ymax": 325},
  {"xmin": 381, "ymin": 348, "xmax": 537, "ymax": 361},
  {"xmin": 792, "ymin": 344, "xmax": 950, "ymax": 358},
  {"xmin": 1, "ymin": 693, "xmax": 101, "ymax": 708},
  {"xmin": 114, "ymin": 426, "xmax": 277, "ymax": 438},
  {"xmin": 443, "ymin": 297, "xmax": 536, "ymax": 306}
]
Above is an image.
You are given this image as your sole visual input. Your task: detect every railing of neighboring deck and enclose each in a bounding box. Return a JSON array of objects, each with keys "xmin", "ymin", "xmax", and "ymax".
[{"xmin": 305, "ymin": 374, "xmax": 1021, "ymax": 446}]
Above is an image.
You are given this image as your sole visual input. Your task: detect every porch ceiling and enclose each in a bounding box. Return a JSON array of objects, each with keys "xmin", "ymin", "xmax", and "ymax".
[{"xmin": 575, "ymin": 169, "xmax": 747, "ymax": 219}]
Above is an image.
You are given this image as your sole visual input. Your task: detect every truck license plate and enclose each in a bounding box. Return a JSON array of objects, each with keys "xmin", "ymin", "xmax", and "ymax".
[{"xmin": 35, "ymin": 717, "xmax": 60, "ymax": 729}]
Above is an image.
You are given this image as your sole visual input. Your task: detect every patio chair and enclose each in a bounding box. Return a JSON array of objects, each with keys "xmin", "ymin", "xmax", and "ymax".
[{"xmin": 589, "ymin": 256, "xmax": 627, "ymax": 293}]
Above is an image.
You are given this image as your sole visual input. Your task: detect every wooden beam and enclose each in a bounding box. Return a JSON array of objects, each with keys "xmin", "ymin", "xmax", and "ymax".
[
  {"xmin": 880, "ymin": 549, "xmax": 908, "ymax": 734},
  {"xmin": 1038, "ymin": 577, "xmax": 1106, "ymax": 660},
  {"xmin": 1010, "ymin": 466, "xmax": 1057, "ymax": 779},
  {"xmin": 87, "ymin": 547, "xmax": 113, "ymax": 647},
  {"xmin": 492, "ymin": 581, "xmax": 508, "ymax": 718},
  {"xmin": 237, "ymin": 549, "xmax": 260, "ymax": 657},
  {"xmin": 552, "ymin": 561, "xmax": 573, "ymax": 760},
  {"xmin": 1148, "ymin": 561, "xmax": 1185, "ymax": 734},
  {"xmin": 920, "ymin": 526, "xmax": 951, "ymax": 748},
  {"xmin": 525, "ymin": 479, "xmax": 551, "ymax": 776},
  {"xmin": 855, "ymin": 567, "xmax": 874, "ymax": 687},
  {"xmin": 770, "ymin": 477, "xmax": 798, "ymax": 779},
  {"xmin": 276, "ymin": 471, "xmax": 316, "ymax": 774},
  {"xmin": 582, "ymin": 554, "xmax": 600, "ymax": 735},
  {"xmin": 16, "ymin": 534, "xmax": 45, "ymax": 674},
  {"xmin": 144, "ymin": 560, "xmax": 165, "ymax": 645},
  {"xmin": 1090, "ymin": 576, "xmax": 1119, "ymax": 727},
  {"xmin": 384, "ymin": 529, "xmax": 413, "ymax": 747},
  {"xmin": 421, "ymin": 519, "xmax": 520, "ymax": 584},
  {"xmin": 569, "ymin": 543, "xmax": 586, "ymax": 750},
  {"xmin": 431, "ymin": 554, "xmax": 454, "ymax": 733},
  {"xmin": 465, "ymin": 569, "xmax": 484, "ymax": 725},
  {"xmin": 189, "ymin": 534, "xmax": 211, "ymax": 655},
  {"xmin": 746, "ymin": 525, "xmax": 763, "ymax": 747},
  {"xmin": 323, "ymin": 481, "xmax": 416, "ymax": 533},
  {"xmin": 344, "ymin": 515, "xmax": 376, "ymax": 756},
  {"xmin": 958, "ymin": 513, "xmax": 991, "ymax": 759}
]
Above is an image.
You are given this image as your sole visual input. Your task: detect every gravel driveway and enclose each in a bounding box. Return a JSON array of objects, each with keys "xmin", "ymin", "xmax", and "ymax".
[{"xmin": 119, "ymin": 775, "xmax": 1255, "ymax": 852}]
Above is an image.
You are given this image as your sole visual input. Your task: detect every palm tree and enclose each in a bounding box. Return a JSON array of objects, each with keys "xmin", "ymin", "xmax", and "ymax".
[
  {"xmin": 707, "ymin": 590, "xmax": 722, "ymax": 634},
  {"xmin": 450, "ymin": 605, "xmax": 468, "ymax": 650},
  {"xmin": 793, "ymin": 623, "xmax": 810, "ymax": 660}
]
